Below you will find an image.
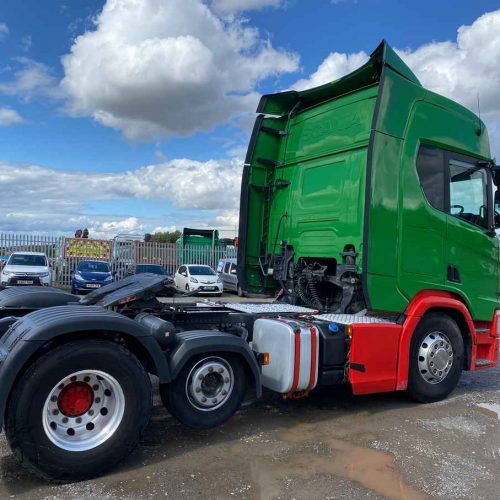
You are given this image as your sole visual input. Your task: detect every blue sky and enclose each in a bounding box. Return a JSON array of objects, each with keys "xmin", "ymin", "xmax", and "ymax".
[{"xmin": 0, "ymin": 0, "xmax": 499, "ymax": 237}]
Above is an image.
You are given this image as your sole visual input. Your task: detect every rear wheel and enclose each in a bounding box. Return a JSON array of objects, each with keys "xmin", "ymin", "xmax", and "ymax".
[
  {"xmin": 5, "ymin": 340, "xmax": 152, "ymax": 482},
  {"xmin": 237, "ymin": 284, "xmax": 243, "ymax": 297},
  {"xmin": 407, "ymin": 313, "xmax": 463, "ymax": 403},
  {"xmin": 161, "ymin": 354, "xmax": 247, "ymax": 429}
]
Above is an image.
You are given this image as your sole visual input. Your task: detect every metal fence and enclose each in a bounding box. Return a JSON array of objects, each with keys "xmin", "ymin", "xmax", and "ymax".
[{"xmin": 0, "ymin": 233, "xmax": 231, "ymax": 288}]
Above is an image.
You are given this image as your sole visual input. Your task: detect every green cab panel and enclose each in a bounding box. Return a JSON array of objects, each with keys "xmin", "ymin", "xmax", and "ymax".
[{"xmin": 238, "ymin": 40, "xmax": 498, "ymax": 320}]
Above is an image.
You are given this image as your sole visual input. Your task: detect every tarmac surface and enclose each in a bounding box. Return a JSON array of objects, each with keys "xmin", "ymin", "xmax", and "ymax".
[{"xmin": 1, "ymin": 295, "xmax": 500, "ymax": 499}]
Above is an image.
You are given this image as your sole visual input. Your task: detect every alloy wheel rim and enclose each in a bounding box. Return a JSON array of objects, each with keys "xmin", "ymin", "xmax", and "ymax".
[
  {"xmin": 417, "ymin": 331, "xmax": 453, "ymax": 384},
  {"xmin": 42, "ymin": 369, "xmax": 125, "ymax": 451},
  {"xmin": 185, "ymin": 357, "xmax": 234, "ymax": 412}
]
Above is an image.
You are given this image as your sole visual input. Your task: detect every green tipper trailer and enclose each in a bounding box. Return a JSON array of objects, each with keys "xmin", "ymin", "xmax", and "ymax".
[{"xmin": 238, "ymin": 40, "xmax": 498, "ymax": 323}]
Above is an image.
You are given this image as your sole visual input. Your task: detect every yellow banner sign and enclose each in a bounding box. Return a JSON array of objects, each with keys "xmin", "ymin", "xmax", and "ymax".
[{"xmin": 64, "ymin": 238, "xmax": 112, "ymax": 259}]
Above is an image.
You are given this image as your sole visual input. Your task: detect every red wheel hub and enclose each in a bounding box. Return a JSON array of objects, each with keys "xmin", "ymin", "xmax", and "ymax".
[{"xmin": 58, "ymin": 382, "xmax": 94, "ymax": 417}]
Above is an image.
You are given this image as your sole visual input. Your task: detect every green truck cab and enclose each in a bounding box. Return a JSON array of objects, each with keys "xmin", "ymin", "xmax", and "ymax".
[
  {"xmin": 1, "ymin": 41, "xmax": 500, "ymax": 483},
  {"xmin": 238, "ymin": 40, "xmax": 499, "ymax": 324}
]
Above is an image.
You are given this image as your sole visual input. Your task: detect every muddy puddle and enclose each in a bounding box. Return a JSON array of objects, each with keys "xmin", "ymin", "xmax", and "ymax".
[
  {"xmin": 267, "ymin": 423, "xmax": 427, "ymax": 500},
  {"xmin": 213, "ymin": 420, "xmax": 429, "ymax": 499}
]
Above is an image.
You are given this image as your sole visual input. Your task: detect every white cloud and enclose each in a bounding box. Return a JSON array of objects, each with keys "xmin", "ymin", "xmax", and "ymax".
[
  {"xmin": 60, "ymin": 0, "xmax": 298, "ymax": 140},
  {"xmin": 96, "ymin": 217, "xmax": 143, "ymax": 235},
  {"xmin": 211, "ymin": 0, "xmax": 282, "ymax": 15},
  {"xmin": 0, "ymin": 156, "xmax": 244, "ymax": 237},
  {"xmin": 20, "ymin": 35, "xmax": 32, "ymax": 52},
  {"xmin": 291, "ymin": 10, "xmax": 500, "ymax": 158},
  {"xmin": 0, "ymin": 22, "xmax": 8, "ymax": 40},
  {"xmin": 397, "ymin": 11, "xmax": 500, "ymax": 123},
  {"xmin": 293, "ymin": 51, "xmax": 368, "ymax": 90},
  {"xmin": 0, "ymin": 108, "xmax": 24, "ymax": 126},
  {"xmin": 0, "ymin": 57, "xmax": 63, "ymax": 101},
  {"xmin": 215, "ymin": 209, "xmax": 240, "ymax": 227},
  {"xmin": 0, "ymin": 211, "xmax": 146, "ymax": 240},
  {"xmin": 0, "ymin": 158, "xmax": 243, "ymax": 210}
]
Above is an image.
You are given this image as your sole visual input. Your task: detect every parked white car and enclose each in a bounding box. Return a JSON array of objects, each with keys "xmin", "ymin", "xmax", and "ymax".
[
  {"xmin": 0, "ymin": 252, "xmax": 52, "ymax": 288},
  {"xmin": 174, "ymin": 264, "xmax": 223, "ymax": 295}
]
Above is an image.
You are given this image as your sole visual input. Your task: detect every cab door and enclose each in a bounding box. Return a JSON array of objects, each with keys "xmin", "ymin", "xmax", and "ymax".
[{"xmin": 445, "ymin": 153, "xmax": 499, "ymax": 320}]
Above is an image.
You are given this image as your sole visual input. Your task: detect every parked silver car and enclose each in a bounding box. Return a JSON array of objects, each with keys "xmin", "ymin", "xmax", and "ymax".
[{"xmin": 216, "ymin": 258, "xmax": 242, "ymax": 296}]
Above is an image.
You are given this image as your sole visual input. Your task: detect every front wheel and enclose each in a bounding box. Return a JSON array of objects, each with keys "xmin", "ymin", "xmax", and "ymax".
[
  {"xmin": 237, "ymin": 284, "xmax": 243, "ymax": 297},
  {"xmin": 5, "ymin": 340, "xmax": 152, "ymax": 482},
  {"xmin": 407, "ymin": 313, "xmax": 464, "ymax": 403},
  {"xmin": 161, "ymin": 354, "xmax": 247, "ymax": 429}
]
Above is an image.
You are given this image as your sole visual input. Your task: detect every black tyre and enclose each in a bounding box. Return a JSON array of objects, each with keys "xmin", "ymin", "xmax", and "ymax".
[
  {"xmin": 161, "ymin": 353, "xmax": 247, "ymax": 430},
  {"xmin": 237, "ymin": 284, "xmax": 243, "ymax": 297},
  {"xmin": 5, "ymin": 340, "xmax": 152, "ymax": 482},
  {"xmin": 407, "ymin": 313, "xmax": 464, "ymax": 403}
]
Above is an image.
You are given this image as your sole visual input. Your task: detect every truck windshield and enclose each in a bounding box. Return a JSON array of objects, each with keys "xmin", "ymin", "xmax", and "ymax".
[
  {"xmin": 189, "ymin": 266, "xmax": 215, "ymax": 276},
  {"xmin": 78, "ymin": 261, "xmax": 110, "ymax": 273},
  {"xmin": 9, "ymin": 254, "xmax": 47, "ymax": 266}
]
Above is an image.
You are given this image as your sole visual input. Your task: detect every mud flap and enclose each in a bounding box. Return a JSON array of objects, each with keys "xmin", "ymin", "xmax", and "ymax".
[{"xmin": 348, "ymin": 323, "xmax": 403, "ymax": 395}]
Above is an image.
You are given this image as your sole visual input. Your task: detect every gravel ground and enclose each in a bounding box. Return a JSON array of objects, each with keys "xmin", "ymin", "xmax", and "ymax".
[{"xmin": 1, "ymin": 298, "xmax": 500, "ymax": 499}]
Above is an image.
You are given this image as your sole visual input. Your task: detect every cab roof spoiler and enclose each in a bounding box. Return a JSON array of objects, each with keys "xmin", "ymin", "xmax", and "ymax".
[{"xmin": 257, "ymin": 40, "xmax": 421, "ymax": 116}]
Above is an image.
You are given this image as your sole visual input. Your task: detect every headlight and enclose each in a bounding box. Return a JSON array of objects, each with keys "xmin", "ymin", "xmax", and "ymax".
[
  {"xmin": 74, "ymin": 273, "xmax": 85, "ymax": 282},
  {"xmin": 190, "ymin": 277, "xmax": 198, "ymax": 283},
  {"xmin": 39, "ymin": 272, "xmax": 50, "ymax": 278},
  {"xmin": 217, "ymin": 276, "xmax": 222, "ymax": 283},
  {"xmin": 105, "ymin": 275, "xmax": 113, "ymax": 281},
  {"xmin": 2, "ymin": 271, "xmax": 13, "ymax": 277}
]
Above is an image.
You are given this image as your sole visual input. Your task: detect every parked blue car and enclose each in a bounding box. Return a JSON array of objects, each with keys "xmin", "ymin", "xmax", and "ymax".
[{"xmin": 71, "ymin": 260, "xmax": 114, "ymax": 294}]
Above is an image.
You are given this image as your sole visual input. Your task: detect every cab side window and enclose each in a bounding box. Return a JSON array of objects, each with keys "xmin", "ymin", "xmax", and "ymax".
[
  {"xmin": 449, "ymin": 161, "xmax": 488, "ymax": 228},
  {"xmin": 224, "ymin": 262, "xmax": 231, "ymax": 274},
  {"xmin": 416, "ymin": 146, "xmax": 445, "ymax": 210},
  {"xmin": 416, "ymin": 144, "xmax": 490, "ymax": 229}
]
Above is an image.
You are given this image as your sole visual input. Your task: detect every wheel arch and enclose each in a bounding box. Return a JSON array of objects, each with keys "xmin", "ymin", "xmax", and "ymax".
[
  {"xmin": 168, "ymin": 330, "xmax": 262, "ymax": 399},
  {"xmin": 421, "ymin": 307, "xmax": 472, "ymax": 370},
  {"xmin": 30, "ymin": 329, "xmax": 169, "ymax": 378},
  {"xmin": 0, "ymin": 307, "xmax": 171, "ymax": 430},
  {"xmin": 396, "ymin": 290, "xmax": 474, "ymax": 390}
]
